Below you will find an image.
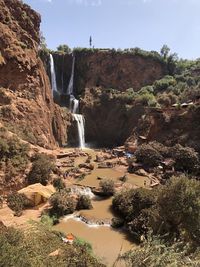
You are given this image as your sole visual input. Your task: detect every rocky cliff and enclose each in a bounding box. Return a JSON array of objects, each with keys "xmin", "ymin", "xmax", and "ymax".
[
  {"xmin": 50, "ymin": 49, "xmax": 167, "ymax": 96},
  {"xmin": 0, "ymin": 0, "xmax": 69, "ymax": 148},
  {"xmin": 47, "ymin": 50, "xmax": 167, "ymax": 147}
]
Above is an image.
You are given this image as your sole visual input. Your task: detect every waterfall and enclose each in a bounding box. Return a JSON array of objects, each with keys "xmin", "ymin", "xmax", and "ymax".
[
  {"xmin": 73, "ymin": 114, "xmax": 85, "ymax": 149},
  {"xmin": 67, "ymin": 56, "xmax": 75, "ymax": 95},
  {"xmin": 49, "ymin": 54, "xmax": 58, "ymax": 93},
  {"xmin": 72, "ymin": 98, "xmax": 79, "ymax": 114},
  {"xmin": 67, "ymin": 54, "xmax": 85, "ymax": 149},
  {"xmin": 62, "ymin": 55, "xmax": 64, "ymax": 93}
]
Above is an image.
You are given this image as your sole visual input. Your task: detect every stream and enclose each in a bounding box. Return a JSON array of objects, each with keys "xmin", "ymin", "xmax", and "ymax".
[{"xmin": 54, "ymin": 148, "xmax": 149, "ymax": 266}]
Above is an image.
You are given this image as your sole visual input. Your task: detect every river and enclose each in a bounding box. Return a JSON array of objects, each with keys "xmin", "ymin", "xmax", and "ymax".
[{"xmin": 54, "ymin": 148, "xmax": 149, "ymax": 266}]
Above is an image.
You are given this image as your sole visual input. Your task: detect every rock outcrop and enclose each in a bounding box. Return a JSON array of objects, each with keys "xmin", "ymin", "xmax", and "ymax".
[{"xmin": 0, "ymin": 0, "xmax": 69, "ymax": 148}]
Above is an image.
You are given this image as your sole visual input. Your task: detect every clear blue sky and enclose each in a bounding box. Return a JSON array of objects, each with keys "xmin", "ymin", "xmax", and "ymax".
[{"xmin": 23, "ymin": 0, "xmax": 200, "ymax": 59}]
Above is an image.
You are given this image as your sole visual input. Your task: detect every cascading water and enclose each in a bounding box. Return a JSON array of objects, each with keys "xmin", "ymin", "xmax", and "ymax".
[
  {"xmin": 67, "ymin": 56, "xmax": 75, "ymax": 95},
  {"xmin": 67, "ymin": 54, "xmax": 85, "ymax": 148},
  {"xmin": 49, "ymin": 54, "xmax": 58, "ymax": 93},
  {"xmin": 70, "ymin": 186, "xmax": 95, "ymax": 199},
  {"xmin": 73, "ymin": 114, "xmax": 85, "ymax": 149}
]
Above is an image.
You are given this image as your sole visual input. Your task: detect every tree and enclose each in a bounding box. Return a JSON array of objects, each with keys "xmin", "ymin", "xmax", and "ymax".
[
  {"xmin": 135, "ymin": 144, "xmax": 163, "ymax": 168},
  {"xmin": 160, "ymin": 44, "xmax": 170, "ymax": 59},
  {"xmin": 27, "ymin": 154, "xmax": 55, "ymax": 185},
  {"xmin": 49, "ymin": 189, "xmax": 77, "ymax": 216},
  {"xmin": 57, "ymin": 44, "xmax": 71, "ymax": 53},
  {"xmin": 7, "ymin": 193, "xmax": 30, "ymax": 216},
  {"xmin": 89, "ymin": 36, "xmax": 92, "ymax": 48},
  {"xmin": 171, "ymin": 144, "xmax": 199, "ymax": 173},
  {"xmin": 99, "ymin": 179, "xmax": 115, "ymax": 196},
  {"xmin": 77, "ymin": 195, "xmax": 92, "ymax": 210},
  {"xmin": 154, "ymin": 175, "xmax": 200, "ymax": 243}
]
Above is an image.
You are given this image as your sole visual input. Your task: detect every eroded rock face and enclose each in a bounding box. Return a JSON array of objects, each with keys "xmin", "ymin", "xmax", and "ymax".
[
  {"xmin": 139, "ymin": 107, "xmax": 200, "ymax": 153},
  {"xmin": 81, "ymin": 87, "xmax": 145, "ymax": 147},
  {"xmin": 0, "ymin": 0, "xmax": 68, "ymax": 148},
  {"xmin": 50, "ymin": 50, "xmax": 167, "ymax": 97},
  {"xmin": 74, "ymin": 50, "xmax": 167, "ymax": 94}
]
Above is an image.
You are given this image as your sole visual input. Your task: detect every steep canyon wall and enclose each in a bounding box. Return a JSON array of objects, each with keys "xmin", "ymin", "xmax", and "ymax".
[{"xmin": 0, "ymin": 0, "xmax": 69, "ymax": 148}]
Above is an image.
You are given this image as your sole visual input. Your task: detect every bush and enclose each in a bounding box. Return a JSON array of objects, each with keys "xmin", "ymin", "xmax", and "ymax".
[
  {"xmin": 111, "ymin": 217, "xmax": 124, "ymax": 228},
  {"xmin": 113, "ymin": 188, "xmax": 155, "ymax": 222},
  {"xmin": 27, "ymin": 153, "xmax": 55, "ymax": 185},
  {"xmin": 53, "ymin": 178, "xmax": 65, "ymax": 191},
  {"xmin": 74, "ymin": 237, "xmax": 92, "ymax": 253},
  {"xmin": 77, "ymin": 195, "xmax": 92, "ymax": 210},
  {"xmin": 0, "ymin": 134, "xmax": 29, "ymax": 171},
  {"xmin": 135, "ymin": 144, "xmax": 163, "ymax": 168},
  {"xmin": 148, "ymin": 141, "xmax": 170, "ymax": 158},
  {"xmin": 171, "ymin": 144, "xmax": 199, "ymax": 173},
  {"xmin": 153, "ymin": 175, "xmax": 200, "ymax": 243},
  {"xmin": 40, "ymin": 214, "xmax": 59, "ymax": 226},
  {"xmin": 7, "ymin": 193, "xmax": 30, "ymax": 216},
  {"xmin": 120, "ymin": 236, "xmax": 193, "ymax": 267},
  {"xmin": 135, "ymin": 92, "xmax": 157, "ymax": 106},
  {"xmin": 0, "ymin": 224, "xmax": 104, "ymax": 267},
  {"xmin": 154, "ymin": 76, "xmax": 176, "ymax": 92},
  {"xmin": 57, "ymin": 44, "xmax": 71, "ymax": 54},
  {"xmin": 49, "ymin": 189, "xmax": 77, "ymax": 217},
  {"xmin": 157, "ymin": 93, "xmax": 177, "ymax": 107},
  {"xmin": 99, "ymin": 179, "xmax": 115, "ymax": 196}
]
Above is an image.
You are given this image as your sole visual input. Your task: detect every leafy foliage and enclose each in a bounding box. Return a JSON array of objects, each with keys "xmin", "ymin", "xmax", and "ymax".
[
  {"xmin": 171, "ymin": 144, "xmax": 199, "ymax": 173},
  {"xmin": 49, "ymin": 189, "xmax": 77, "ymax": 217},
  {"xmin": 27, "ymin": 153, "xmax": 55, "ymax": 185},
  {"xmin": 113, "ymin": 175, "xmax": 200, "ymax": 245},
  {"xmin": 0, "ymin": 224, "xmax": 104, "ymax": 267},
  {"xmin": 57, "ymin": 44, "xmax": 71, "ymax": 54},
  {"xmin": 53, "ymin": 178, "xmax": 66, "ymax": 191},
  {"xmin": 120, "ymin": 236, "xmax": 198, "ymax": 267},
  {"xmin": 135, "ymin": 144, "xmax": 163, "ymax": 168},
  {"xmin": 77, "ymin": 195, "xmax": 92, "ymax": 210},
  {"xmin": 7, "ymin": 193, "xmax": 30, "ymax": 216},
  {"xmin": 99, "ymin": 179, "xmax": 115, "ymax": 196},
  {"xmin": 154, "ymin": 176, "xmax": 200, "ymax": 243}
]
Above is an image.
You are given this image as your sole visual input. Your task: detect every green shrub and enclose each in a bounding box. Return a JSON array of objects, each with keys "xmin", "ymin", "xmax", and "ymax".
[
  {"xmin": 7, "ymin": 193, "xmax": 30, "ymax": 216},
  {"xmin": 113, "ymin": 188, "xmax": 155, "ymax": 222},
  {"xmin": 77, "ymin": 195, "xmax": 92, "ymax": 210},
  {"xmin": 0, "ymin": 224, "xmax": 104, "ymax": 267},
  {"xmin": 99, "ymin": 179, "xmax": 115, "ymax": 196},
  {"xmin": 135, "ymin": 92, "xmax": 157, "ymax": 106},
  {"xmin": 27, "ymin": 153, "xmax": 55, "ymax": 185},
  {"xmin": 57, "ymin": 44, "xmax": 71, "ymax": 54},
  {"xmin": 0, "ymin": 135, "xmax": 29, "ymax": 171},
  {"xmin": 135, "ymin": 144, "xmax": 163, "ymax": 168},
  {"xmin": 53, "ymin": 178, "xmax": 65, "ymax": 191},
  {"xmin": 120, "ymin": 236, "xmax": 193, "ymax": 267},
  {"xmin": 148, "ymin": 141, "xmax": 170, "ymax": 158},
  {"xmin": 154, "ymin": 76, "xmax": 176, "ymax": 92},
  {"xmin": 153, "ymin": 176, "xmax": 200, "ymax": 243},
  {"xmin": 111, "ymin": 217, "xmax": 124, "ymax": 228},
  {"xmin": 40, "ymin": 214, "xmax": 59, "ymax": 226},
  {"xmin": 74, "ymin": 237, "xmax": 92, "ymax": 253},
  {"xmin": 49, "ymin": 189, "xmax": 77, "ymax": 217},
  {"xmin": 171, "ymin": 144, "xmax": 199, "ymax": 173}
]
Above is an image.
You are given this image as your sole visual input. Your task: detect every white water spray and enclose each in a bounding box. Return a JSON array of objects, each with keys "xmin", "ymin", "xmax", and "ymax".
[{"xmin": 49, "ymin": 54, "xmax": 58, "ymax": 93}]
